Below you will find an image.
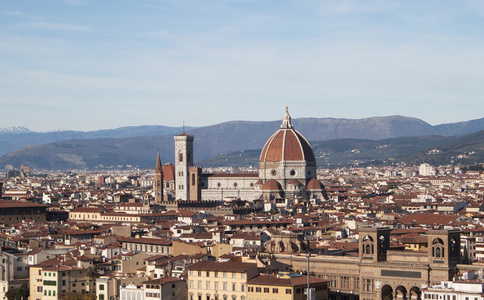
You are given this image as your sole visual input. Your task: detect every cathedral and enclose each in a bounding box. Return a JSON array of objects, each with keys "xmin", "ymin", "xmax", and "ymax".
[{"xmin": 153, "ymin": 108, "xmax": 326, "ymax": 203}]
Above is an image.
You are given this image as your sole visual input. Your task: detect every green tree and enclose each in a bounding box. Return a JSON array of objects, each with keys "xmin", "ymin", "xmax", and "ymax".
[
  {"xmin": 5, "ymin": 284, "xmax": 29, "ymax": 300},
  {"xmin": 5, "ymin": 288, "xmax": 18, "ymax": 300},
  {"xmin": 18, "ymin": 284, "xmax": 29, "ymax": 300},
  {"xmin": 86, "ymin": 266, "xmax": 100, "ymax": 293}
]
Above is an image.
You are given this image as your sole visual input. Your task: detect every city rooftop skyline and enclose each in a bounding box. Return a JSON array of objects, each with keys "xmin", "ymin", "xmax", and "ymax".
[{"xmin": 1, "ymin": 0, "xmax": 484, "ymax": 132}]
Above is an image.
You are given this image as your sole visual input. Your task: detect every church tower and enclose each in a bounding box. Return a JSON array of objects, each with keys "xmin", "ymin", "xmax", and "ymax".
[
  {"xmin": 154, "ymin": 151, "xmax": 164, "ymax": 204},
  {"xmin": 174, "ymin": 133, "xmax": 194, "ymax": 201}
]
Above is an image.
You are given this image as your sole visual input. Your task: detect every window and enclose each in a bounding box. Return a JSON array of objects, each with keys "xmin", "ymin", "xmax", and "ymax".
[
  {"xmin": 198, "ymin": 271, "xmax": 202, "ymax": 276},
  {"xmin": 99, "ymin": 284, "xmax": 104, "ymax": 291},
  {"xmin": 206, "ymin": 282, "xmax": 210, "ymax": 290},
  {"xmin": 286, "ymin": 289, "xmax": 292, "ymax": 294},
  {"xmin": 189, "ymin": 281, "xmax": 193, "ymax": 289},
  {"xmin": 248, "ymin": 287, "xmax": 253, "ymax": 292},
  {"xmin": 255, "ymin": 287, "xmax": 261, "ymax": 293},
  {"xmin": 223, "ymin": 282, "xmax": 227, "ymax": 291},
  {"xmin": 272, "ymin": 288, "xmax": 278, "ymax": 293},
  {"xmin": 207, "ymin": 271, "xmax": 210, "ymax": 277},
  {"xmin": 198, "ymin": 281, "xmax": 202, "ymax": 289},
  {"xmin": 223, "ymin": 272, "xmax": 227, "ymax": 278},
  {"xmin": 341, "ymin": 276, "xmax": 350, "ymax": 289},
  {"xmin": 296, "ymin": 288, "xmax": 301, "ymax": 294},
  {"xmin": 232, "ymin": 283, "xmax": 236, "ymax": 291},
  {"xmin": 99, "ymin": 295, "xmax": 104, "ymax": 300},
  {"xmin": 364, "ymin": 279, "xmax": 372, "ymax": 292},
  {"xmin": 241, "ymin": 284, "xmax": 245, "ymax": 292},
  {"xmin": 214, "ymin": 282, "xmax": 218, "ymax": 290},
  {"xmin": 263, "ymin": 288, "xmax": 269, "ymax": 293},
  {"xmin": 232, "ymin": 272, "xmax": 236, "ymax": 279},
  {"xmin": 215, "ymin": 272, "xmax": 218, "ymax": 278}
]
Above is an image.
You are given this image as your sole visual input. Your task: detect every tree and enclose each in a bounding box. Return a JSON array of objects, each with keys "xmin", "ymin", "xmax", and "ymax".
[
  {"xmin": 18, "ymin": 284, "xmax": 29, "ymax": 300},
  {"xmin": 5, "ymin": 284, "xmax": 29, "ymax": 300},
  {"xmin": 86, "ymin": 266, "xmax": 100, "ymax": 293},
  {"xmin": 5, "ymin": 288, "xmax": 18, "ymax": 300}
]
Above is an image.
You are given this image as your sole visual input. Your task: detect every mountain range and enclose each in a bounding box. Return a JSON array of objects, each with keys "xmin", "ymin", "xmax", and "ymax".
[{"xmin": 1, "ymin": 115, "xmax": 484, "ymax": 170}]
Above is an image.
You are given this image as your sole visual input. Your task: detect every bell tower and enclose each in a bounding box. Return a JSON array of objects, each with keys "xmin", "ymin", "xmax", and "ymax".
[
  {"xmin": 359, "ymin": 227, "xmax": 391, "ymax": 263},
  {"xmin": 174, "ymin": 133, "xmax": 194, "ymax": 201},
  {"xmin": 154, "ymin": 150, "xmax": 164, "ymax": 204}
]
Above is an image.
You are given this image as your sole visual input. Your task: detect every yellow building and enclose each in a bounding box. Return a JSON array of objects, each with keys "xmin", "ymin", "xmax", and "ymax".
[
  {"xmin": 30, "ymin": 263, "xmax": 89, "ymax": 300},
  {"xmin": 187, "ymin": 261, "xmax": 259, "ymax": 300},
  {"xmin": 247, "ymin": 273, "xmax": 328, "ymax": 300}
]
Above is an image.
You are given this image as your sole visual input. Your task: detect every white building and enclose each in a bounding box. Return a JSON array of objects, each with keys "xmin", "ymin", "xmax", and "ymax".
[
  {"xmin": 419, "ymin": 163, "xmax": 435, "ymax": 176},
  {"xmin": 422, "ymin": 280, "xmax": 484, "ymax": 300}
]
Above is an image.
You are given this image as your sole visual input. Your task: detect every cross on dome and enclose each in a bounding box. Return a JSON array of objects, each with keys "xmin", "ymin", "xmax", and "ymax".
[{"xmin": 280, "ymin": 106, "xmax": 293, "ymax": 129}]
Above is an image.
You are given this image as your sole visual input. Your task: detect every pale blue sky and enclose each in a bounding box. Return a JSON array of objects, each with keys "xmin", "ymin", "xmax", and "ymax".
[{"xmin": 1, "ymin": 0, "xmax": 484, "ymax": 131}]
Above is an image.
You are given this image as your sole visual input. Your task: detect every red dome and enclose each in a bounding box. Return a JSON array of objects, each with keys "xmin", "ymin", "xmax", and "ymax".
[
  {"xmin": 162, "ymin": 163, "xmax": 175, "ymax": 181},
  {"xmin": 259, "ymin": 109, "xmax": 315, "ymax": 163},
  {"xmin": 261, "ymin": 179, "xmax": 283, "ymax": 191},
  {"xmin": 307, "ymin": 178, "xmax": 324, "ymax": 190},
  {"xmin": 260, "ymin": 130, "xmax": 315, "ymax": 162}
]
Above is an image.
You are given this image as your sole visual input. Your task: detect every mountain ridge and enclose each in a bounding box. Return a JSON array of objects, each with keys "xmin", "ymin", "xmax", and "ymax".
[{"xmin": 1, "ymin": 115, "xmax": 484, "ymax": 170}]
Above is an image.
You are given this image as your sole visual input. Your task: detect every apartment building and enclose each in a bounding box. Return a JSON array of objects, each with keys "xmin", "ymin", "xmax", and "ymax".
[
  {"xmin": 247, "ymin": 273, "xmax": 328, "ymax": 300},
  {"xmin": 187, "ymin": 261, "xmax": 259, "ymax": 300},
  {"xmin": 30, "ymin": 265, "xmax": 88, "ymax": 300}
]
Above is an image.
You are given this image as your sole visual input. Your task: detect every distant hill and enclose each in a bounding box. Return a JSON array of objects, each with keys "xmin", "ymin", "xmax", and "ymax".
[
  {"xmin": 1, "ymin": 115, "xmax": 484, "ymax": 170},
  {"xmin": 0, "ymin": 125, "xmax": 191, "ymax": 157},
  {"xmin": 199, "ymin": 131, "xmax": 484, "ymax": 169}
]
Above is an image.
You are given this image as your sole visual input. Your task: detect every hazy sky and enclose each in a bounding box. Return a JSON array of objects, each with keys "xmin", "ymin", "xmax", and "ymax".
[{"xmin": 1, "ymin": 0, "xmax": 484, "ymax": 132}]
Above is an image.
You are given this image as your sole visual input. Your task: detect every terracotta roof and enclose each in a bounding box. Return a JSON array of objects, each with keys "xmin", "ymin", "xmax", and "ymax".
[
  {"xmin": 162, "ymin": 164, "xmax": 175, "ymax": 181},
  {"xmin": 188, "ymin": 261, "xmax": 256, "ymax": 272},
  {"xmin": 0, "ymin": 200, "xmax": 48, "ymax": 208},
  {"xmin": 203, "ymin": 173, "xmax": 259, "ymax": 178},
  {"xmin": 259, "ymin": 110, "xmax": 315, "ymax": 163},
  {"xmin": 119, "ymin": 237, "xmax": 172, "ymax": 246},
  {"xmin": 142, "ymin": 277, "xmax": 183, "ymax": 285},
  {"xmin": 70, "ymin": 207, "xmax": 105, "ymax": 213},
  {"xmin": 261, "ymin": 179, "xmax": 283, "ymax": 191},
  {"xmin": 307, "ymin": 178, "xmax": 325, "ymax": 190},
  {"xmin": 248, "ymin": 274, "xmax": 328, "ymax": 286}
]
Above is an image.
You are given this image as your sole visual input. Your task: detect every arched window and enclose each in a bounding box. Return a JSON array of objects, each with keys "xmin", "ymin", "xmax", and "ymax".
[
  {"xmin": 192, "ymin": 174, "xmax": 196, "ymax": 185},
  {"xmin": 432, "ymin": 238, "xmax": 445, "ymax": 259},
  {"xmin": 362, "ymin": 235, "xmax": 374, "ymax": 256},
  {"xmin": 179, "ymin": 152, "xmax": 183, "ymax": 163}
]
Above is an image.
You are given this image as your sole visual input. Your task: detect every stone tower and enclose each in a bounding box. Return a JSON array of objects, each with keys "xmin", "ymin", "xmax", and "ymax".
[
  {"xmin": 154, "ymin": 151, "xmax": 164, "ymax": 204},
  {"xmin": 189, "ymin": 166, "xmax": 202, "ymax": 201},
  {"xmin": 359, "ymin": 227, "xmax": 391, "ymax": 263},
  {"xmin": 427, "ymin": 229, "xmax": 461, "ymax": 284},
  {"xmin": 174, "ymin": 133, "xmax": 194, "ymax": 201}
]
